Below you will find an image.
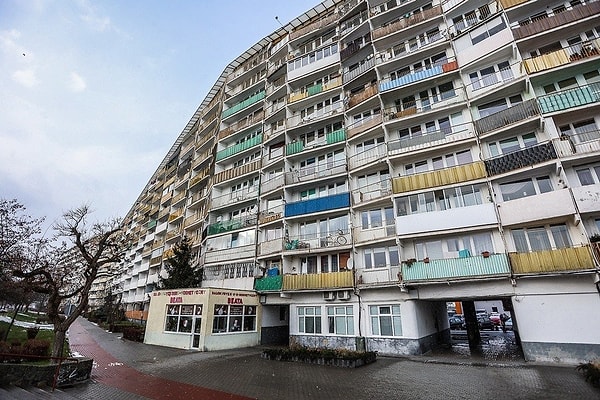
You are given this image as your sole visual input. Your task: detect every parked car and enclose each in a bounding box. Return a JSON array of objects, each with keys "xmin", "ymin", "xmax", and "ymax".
[
  {"xmin": 477, "ymin": 315, "xmax": 496, "ymax": 330},
  {"xmin": 504, "ymin": 318, "xmax": 513, "ymax": 331},
  {"xmin": 448, "ymin": 315, "xmax": 464, "ymax": 330}
]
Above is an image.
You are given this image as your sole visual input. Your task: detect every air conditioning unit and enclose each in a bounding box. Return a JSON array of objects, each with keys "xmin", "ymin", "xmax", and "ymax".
[
  {"xmin": 338, "ymin": 290, "xmax": 351, "ymax": 300},
  {"xmin": 324, "ymin": 291, "xmax": 336, "ymax": 301}
]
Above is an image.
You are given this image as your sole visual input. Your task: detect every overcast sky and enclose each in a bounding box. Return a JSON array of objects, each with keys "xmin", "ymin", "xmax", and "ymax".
[{"xmin": 0, "ymin": 0, "xmax": 319, "ymax": 232}]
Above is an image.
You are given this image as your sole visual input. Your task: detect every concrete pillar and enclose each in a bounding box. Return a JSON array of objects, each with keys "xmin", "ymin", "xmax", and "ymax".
[{"xmin": 462, "ymin": 300, "xmax": 481, "ymax": 349}]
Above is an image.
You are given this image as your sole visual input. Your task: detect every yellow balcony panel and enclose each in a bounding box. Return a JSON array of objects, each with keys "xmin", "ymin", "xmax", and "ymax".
[
  {"xmin": 392, "ymin": 161, "xmax": 486, "ymax": 194},
  {"xmin": 509, "ymin": 246, "xmax": 594, "ymax": 275},
  {"xmin": 282, "ymin": 270, "xmax": 353, "ymax": 291}
]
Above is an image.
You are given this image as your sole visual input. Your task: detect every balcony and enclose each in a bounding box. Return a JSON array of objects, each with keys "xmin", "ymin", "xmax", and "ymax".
[
  {"xmin": 254, "ymin": 275, "xmax": 283, "ymax": 292},
  {"xmin": 282, "ymin": 270, "xmax": 354, "ymax": 291},
  {"xmin": 211, "ymin": 187, "xmax": 259, "ymax": 209},
  {"xmin": 288, "ymin": 76, "xmax": 343, "ymax": 104},
  {"xmin": 537, "ymin": 83, "xmax": 600, "ymax": 114},
  {"xmin": 258, "ymin": 208, "xmax": 283, "ymax": 224},
  {"xmin": 289, "ymin": 13, "xmax": 338, "ymax": 41},
  {"xmin": 343, "ymin": 57, "xmax": 375, "ymax": 83},
  {"xmin": 397, "ymin": 202, "xmax": 497, "ymax": 236},
  {"xmin": 354, "ymin": 224, "xmax": 395, "ymax": 243},
  {"xmin": 287, "ymin": 44, "xmax": 340, "ymax": 81},
  {"xmin": 372, "ymin": 6, "xmax": 442, "ymax": 41},
  {"xmin": 512, "ymin": 2, "xmax": 600, "ymax": 40},
  {"xmin": 347, "ymin": 84, "xmax": 378, "ymax": 109},
  {"xmin": 484, "ymin": 142, "xmax": 557, "ymax": 176},
  {"xmin": 221, "ymin": 91, "xmax": 265, "ymax": 119},
  {"xmin": 218, "ymin": 111, "xmax": 264, "ymax": 141},
  {"xmin": 392, "ymin": 161, "xmax": 487, "ymax": 194},
  {"xmin": 189, "ymin": 167, "xmax": 211, "ymax": 187},
  {"xmin": 285, "ymin": 192, "xmax": 350, "ymax": 217},
  {"xmin": 206, "ymin": 214, "xmax": 257, "ymax": 236},
  {"xmin": 213, "ymin": 160, "xmax": 261, "ymax": 185},
  {"xmin": 340, "ymin": 34, "xmax": 372, "ymax": 61},
  {"xmin": 204, "ymin": 244, "xmax": 256, "ymax": 264},
  {"xmin": 347, "ymin": 114, "xmax": 383, "ymax": 138},
  {"xmin": 287, "ymin": 100, "xmax": 343, "ymax": 128},
  {"xmin": 348, "ymin": 142, "xmax": 387, "ymax": 170},
  {"xmin": 379, "ymin": 60, "xmax": 458, "ymax": 93},
  {"xmin": 258, "ymin": 238, "xmax": 283, "ymax": 256},
  {"xmin": 497, "ymin": 188, "xmax": 576, "ymax": 226},
  {"xmin": 509, "ymin": 246, "xmax": 594, "ymax": 275},
  {"xmin": 498, "ymin": 0, "xmax": 528, "ymax": 10},
  {"xmin": 401, "ymin": 254, "xmax": 511, "ymax": 282},
  {"xmin": 283, "ymin": 230, "xmax": 351, "ymax": 253},
  {"xmin": 572, "ymin": 183, "xmax": 600, "ymax": 214},
  {"xmin": 289, "ymin": 160, "xmax": 347, "ymax": 184},
  {"xmin": 523, "ymin": 40, "xmax": 600, "ymax": 74},
  {"xmin": 261, "ymin": 174, "xmax": 286, "ymax": 193},
  {"xmin": 388, "ymin": 125, "xmax": 472, "ymax": 156},
  {"xmin": 216, "ymin": 134, "xmax": 262, "ymax": 162},
  {"xmin": 474, "ymin": 99, "xmax": 540, "ymax": 135}
]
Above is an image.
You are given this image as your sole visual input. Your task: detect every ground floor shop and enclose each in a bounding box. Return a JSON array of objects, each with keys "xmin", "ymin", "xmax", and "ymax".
[{"xmin": 144, "ymin": 287, "xmax": 260, "ymax": 351}]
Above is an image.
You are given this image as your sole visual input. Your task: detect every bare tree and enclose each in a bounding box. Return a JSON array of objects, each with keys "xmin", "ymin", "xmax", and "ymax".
[{"xmin": 15, "ymin": 205, "xmax": 126, "ymax": 359}]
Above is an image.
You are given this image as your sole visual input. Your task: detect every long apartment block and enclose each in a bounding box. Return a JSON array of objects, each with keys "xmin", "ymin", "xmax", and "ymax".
[{"xmin": 115, "ymin": 0, "xmax": 600, "ymax": 363}]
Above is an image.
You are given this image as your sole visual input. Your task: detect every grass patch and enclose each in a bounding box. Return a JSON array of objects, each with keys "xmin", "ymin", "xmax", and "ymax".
[{"xmin": 0, "ymin": 320, "xmax": 70, "ymax": 358}]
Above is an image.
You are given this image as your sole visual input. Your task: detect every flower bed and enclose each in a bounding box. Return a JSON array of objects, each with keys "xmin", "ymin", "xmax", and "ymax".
[{"xmin": 261, "ymin": 346, "xmax": 377, "ymax": 368}]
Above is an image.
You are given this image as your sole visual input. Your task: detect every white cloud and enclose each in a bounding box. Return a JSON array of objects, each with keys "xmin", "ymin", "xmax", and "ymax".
[
  {"xmin": 77, "ymin": 0, "xmax": 113, "ymax": 32},
  {"xmin": 12, "ymin": 68, "xmax": 38, "ymax": 87},
  {"xmin": 68, "ymin": 72, "xmax": 86, "ymax": 92}
]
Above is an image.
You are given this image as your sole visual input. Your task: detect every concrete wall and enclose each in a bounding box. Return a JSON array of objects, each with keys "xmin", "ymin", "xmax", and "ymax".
[{"xmin": 0, "ymin": 358, "xmax": 93, "ymax": 387}]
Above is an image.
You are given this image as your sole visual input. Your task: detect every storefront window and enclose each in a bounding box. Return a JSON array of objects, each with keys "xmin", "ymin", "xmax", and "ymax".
[
  {"xmin": 165, "ymin": 304, "xmax": 202, "ymax": 333},
  {"xmin": 212, "ymin": 304, "xmax": 257, "ymax": 334}
]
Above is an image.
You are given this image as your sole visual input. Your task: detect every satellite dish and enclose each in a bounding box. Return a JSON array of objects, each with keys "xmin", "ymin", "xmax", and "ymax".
[{"xmin": 346, "ymin": 258, "xmax": 354, "ymax": 270}]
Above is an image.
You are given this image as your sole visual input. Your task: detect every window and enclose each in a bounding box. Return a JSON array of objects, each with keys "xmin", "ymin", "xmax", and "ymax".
[
  {"xmin": 327, "ymin": 306, "xmax": 354, "ymax": 335},
  {"xmin": 364, "ymin": 246, "xmax": 399, "ymax": 269},
  {"xmin": 417, "ymin": 232, "xmax": 493, "ymax": 259},
  {"xmin": 512, "ymin": 224, "xmax": 571, "ymax": 252},
  {"xmin": 361, "ymin": 207, "xmax": 394, "ymax": 229},
  {"xmin": 575, "ymin": 164, "xmax": 600, "ymax": 186},
  {"xmin": 298, "ymin": 306, "xmax": 322, "ymax": 334},
  {"xmin": 396, "ymin": 184, "xmax": 484, "ymax": 216},
  {"xmin": 499, "ymin": 176, "xmax": 552, "ymax": 201},
  {"xmin": 165, "ymin": 304, "xmax": 201, "ymax": 333},
  {"xmin": 560, "ymin": 119, "xmax": 599, "ymax": 143},
  {"xmin": 212, "ymin": 304, "xmax": 257, "ymax": 334},
  {"xmin": 370, "ymin": 305, "xmax": 402, "ymax": 336},
  {"xmin": 488, "ymin": 133, "xmax": 538, "ymax": 157}
]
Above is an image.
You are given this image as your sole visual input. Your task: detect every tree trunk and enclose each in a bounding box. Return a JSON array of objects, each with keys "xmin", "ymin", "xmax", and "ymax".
[
  {"xmin": 51, "ymin": 328, "xmax": 67, "ymax": 360},
  {"xmin": 2, "ymin": 304, "xmax": 22, "ymax": 341}
]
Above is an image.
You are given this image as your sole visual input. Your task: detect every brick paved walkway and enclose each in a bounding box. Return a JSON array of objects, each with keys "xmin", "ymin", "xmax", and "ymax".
[{"xmin": 68, "ymin": 319, "xmax": 254, "ymax": 400}]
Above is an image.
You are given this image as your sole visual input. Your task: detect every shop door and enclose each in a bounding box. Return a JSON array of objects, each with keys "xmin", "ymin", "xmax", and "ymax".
[{"xmin": 191, "ymin": 316, "xmax": 202, "ymax": 349}]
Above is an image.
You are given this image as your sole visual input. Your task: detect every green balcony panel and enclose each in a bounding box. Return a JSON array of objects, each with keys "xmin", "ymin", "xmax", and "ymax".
[
  {"xmin": 537, "ymin": 85, "xmax": 599, "ymax": 113},
  {"xmin": 401, "ymin": 254, "xmax": 510, "ymax": 282},
  {"xmin": 255, "ymin": 275, "xmax": 283, "ymax": 291},
  {"xmin": 147, "ymin": 219, "xmax": 157, "ymax": 229},
  {"xmin": 307, "ymin": 84, "xmax": 323, "ymax": 96},
  {"xmin": 326, "ymin": 128, "xmax": 346, "ymax": 145},
  {"xmin": 221, "ymin": 91, "xmax": 265, "ymax": 119},
  {"xmin": 216, "ymin": 134, "xmax": 262, "ymax": 161},
  {"xmin": 286, "ymin": 141, "xmax": 305, "ymax": 155},
  {"xmin": 207, "ymin": 219, "xmax": 244, "ymax": 235}
]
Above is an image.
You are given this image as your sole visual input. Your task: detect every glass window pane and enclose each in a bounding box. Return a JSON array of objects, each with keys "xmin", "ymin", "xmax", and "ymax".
[
  {"xmin": 513, "ymin": 229, "xmax": 528, "ymax": 252},
  {"xmin": 550, "ymin": 225, "xmax": 572, "ymax": 248},
  {"xmin": 528, "ymin": 228, "xmax": 551, "ymax": 251}
]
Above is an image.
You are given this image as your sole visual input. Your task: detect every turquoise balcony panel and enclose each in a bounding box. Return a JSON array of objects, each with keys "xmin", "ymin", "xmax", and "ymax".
[
  {"xmin": 216, "ymin": 134, "xmax": 262, "ymax": 161},
  {"xmin": 326, "ymin": 128, "xmax": 346, "ymax": 145},
  {"xmin": 307, "ymin": 84, "xmax": 323, "ymax": 96},
  {"xmin": 254, "ymin": 275, "xmax": 283, "ymax": 291},
  {"xmin": 379, "ymin": 65, "xmax": 443, "ymax": 93},
  {"xmin": 285, "ymin": 192, "xmax": 350, "ymax": 217},
  {"xmin": 221, "ymin": 91, "xmax": 265, "ymax": 119},
  {"xmin": 286, "ymin": 141, "xmax": 305, "ymax": 155},
  {"xmin": 401, "ymin": 253, "xmax": 510, "ymax": 282},
  {"xmin": 537, "ymin": 84, "xmax": 600, "ymax": 113}
]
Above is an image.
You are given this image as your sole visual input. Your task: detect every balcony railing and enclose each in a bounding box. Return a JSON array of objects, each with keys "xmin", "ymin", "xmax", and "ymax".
[
  {"xmin": 475, "ymin": 99, "xmax": 540, "ymax": 135},
  {"xmin": 340, "ymin": 35, "xmax": 372, "ymax": 61},
  {"xmin": 211, "ymin": 187, "xmax": 259, "ymax": 208},
  {"xmin": 372, "ymin": 6, "xmax": 442, "ymax": 40},
  {"xmin": 523, "ymin": 40, "xmax": 600, "ymax": 74},
  {"xmin": 377, "ymin": 30, "xmax": 445, "ymax": 65},
  {"xmin": 261, "ymin": 174, "xmax": 286, "ymax": 193},
  {"xmin": 285, "ymin": 192, "xmax": 350, "ymax": 217},
  {"xmin": 349, "ymin": 142, "xmax": 387, "ymax": 170},
  {"xmin": 258, "ymin": 208, "xmax": 283, "ymax": 224},
  {"xmin": 347, "ymin": 84, "xmax": 378, "ymax": 108},
  {"xmin": 287, "ymin": 100, "xmax": 344, "ymax": 128},
  {"xmin": 289, "ymin": 13, "xmax": 338, "ymax": 41},
  {"xmin": 379, "ymin": 59, "xmax": 458, "ymax": 93},
  {"xmin": 498, "ymin": 0, "xmax": 528, "ymax": 9},
  {"xmin": 388, "ymin": 124, "xmax": 472, "ymax": 156},
  {"xmin": 282, "ymin": 270, "xmax": 353, "ymax": 291},
  {"xmin": 401, "ymin": 253, "xmax": 510, "ymax": 282},
  {"xmin": 212, "ymin": 160, "xmax": 261, "ymax": 185},
  {"xmin": 206, "ymin": 214, "xmax": 257, "ymax": 236},
  {"xmin": 343, "ymin": 57, "xmax": 375, "ymax": 83},
  {"xmin": 512, "ymin": 2, "xmax": 600, "ymax": 40},
  {"xmin": 218, "ymin": 111, "xmax": 264, "ymax": 141},
  {"xmin": 221, "ymin": 91, "xmax": 265, "ymax": 119},
  {"xmin": 347, "ymin": 114, "xmax": 383, "ymax": 138},
  {"xmin": 288, "ymin": 76, "xmax": 343, "ymax": 103},
  {"xmin": 537, "ymin": 83, "xmax": 600, "ymax": 114},
  {"xmin": 204, "ymin": 245, "xmax": 256, "ymax": 264},
  {"xmin": 553, "ymin": 129, "xmax": 600, "ymax": 158},
  {"xmin": 215, "ymin": 134, "xmax": 262, "ymax": 161},
  {"xmin": 392, "ymin": 161, "xmax": 486, "ymax": 194},
  {"xmin": 509, "ymin": 246, "xmax": 594, "ymax": 274},
  {"xmin": 288, "ymin": 160, "xmax": 347, "ymax": 184},
  {"xmin": 255, "ymin": 275, "xmax": 283, "ymax": 291},
  {"xmin": 484, "ymin": 141, "xmax": 557, "ymax": 176}
]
